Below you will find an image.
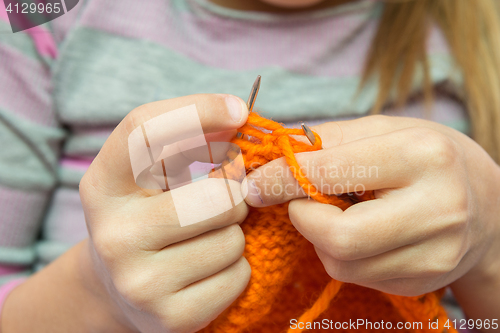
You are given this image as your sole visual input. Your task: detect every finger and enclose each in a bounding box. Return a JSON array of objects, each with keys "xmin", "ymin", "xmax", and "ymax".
[
  {"xmin": 148, "ymin": 130, "xmax": 240, "ymax": 194},
  {"xmin": 151, "ymin": 131, "xmax": 237, "ymax": 177},
  {"xmin": 287, "ymin": 189, "xmax": 431, "ymax": 261},
  {"xmin": 167, "ymin": 256, "xmax": 251, "ymax": 332},
  {"xmin": 310, "ymin": 114, "xmax": 451, "ymax": 149},
  {"xmin": 156, "ymin": 224, "xmax": 245, "ymax": 291},
  {"xmin": 97, "ymin": 179, "xmax": 249, "ymax": 249},
  {"xmin": 315, "ymin": 244, "xmax": 427, "ymax": 284},
  {"xmin": 243, "ymin": 128, "xmax": 423, "ymax": 207},
  {"xmin": 314, "ymin": 228, "xmax": 463, "ymax": 295},
  {"xmin": 84, "ymin": 94, "xmax": 248, "ymax": 198},
  {"xmin": 314, "ymin": 240, "xmax": 444, "ymax": 285},
  {"xmin": 291, "ymin": 116, "xmax": 398, "ymax": 149},
  {"xmin": 148, "ymin": 131, "xmax": 237, "ymax": 188}
]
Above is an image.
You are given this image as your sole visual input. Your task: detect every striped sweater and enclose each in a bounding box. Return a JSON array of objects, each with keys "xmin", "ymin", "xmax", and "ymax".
[{"xmin": 0, "ymin": 0, "xmax": 469, "ymax": 326}]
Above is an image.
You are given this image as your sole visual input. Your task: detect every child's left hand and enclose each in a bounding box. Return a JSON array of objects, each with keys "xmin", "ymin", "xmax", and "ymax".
[{"xmin": 242, "ymin": 115, "xmax": 500, "ymax": 299}]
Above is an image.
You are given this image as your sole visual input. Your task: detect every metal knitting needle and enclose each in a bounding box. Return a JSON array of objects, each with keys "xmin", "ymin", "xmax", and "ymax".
[
  {"xmin": 301, "ymin": 123, "xmax": 323, "ymax": 149},
  {"xmin": 236, "ymin": 75, "xmax": 261, "ymax": 139},
  {"xmin": 302, "ymin": 123, "xmax": 358, "ymax": 198},
  {"xmin": 247, "ymin": 75, "xmax": 261, "ymax": 114}
]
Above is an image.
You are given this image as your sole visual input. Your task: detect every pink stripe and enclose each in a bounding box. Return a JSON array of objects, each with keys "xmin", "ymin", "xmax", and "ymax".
[
  {"xmin": 0, "ymin": 1, "xmax": 57, "ymax": 59},
  {"xmin": 78, "ymin": 0, "xmax": 375, "ymax": 76},
  {"xmin": 0, "ymin": 46, "xmax": 56, "ymax": 127},
  {"xmin": 60, "ymin": 157, "xmax": 94, "ymax": 171},
  {"xmin": 0, "ymin": 266, "xmax": 24, "ymax": 276},
  {"xmin": 0, "ymin": 185, "xmax": 48, "ymax": 247},
  {"xmin": 78, "ymin": 0, "xmax": 448, "ymax": 76},
  {"xmin": 0, "ymin": 278, "xmax": 27, "ymax": 317},
  {"xmin": 25, "ymin": 26, "xmax": 58, "ymax": 59},
  {"xmin": 0, "ymin": 0, "xmax": 8, "ymax": 22}
]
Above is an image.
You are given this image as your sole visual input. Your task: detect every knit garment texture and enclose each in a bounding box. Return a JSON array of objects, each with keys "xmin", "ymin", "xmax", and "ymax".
[
  {"xmin": 0, "ymin": 0, "xmax": 469, "ymax": 326},
  {"xmin": 202, "ymin": 112, "xmax": 457, "ymax": 333},
  {"xmin": 0, "ymin": 0, "xmax": 468, "ymax": 286}
]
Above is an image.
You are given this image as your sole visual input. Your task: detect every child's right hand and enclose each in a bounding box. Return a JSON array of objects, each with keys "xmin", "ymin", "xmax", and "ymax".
[{"xmin": 78, "ymin": 94, "xmax": 251, "ymax": 333}]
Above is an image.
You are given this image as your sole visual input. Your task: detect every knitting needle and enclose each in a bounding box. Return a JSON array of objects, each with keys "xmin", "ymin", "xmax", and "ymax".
[
  {"xmin": 301, "ymin": 123, "xmax": 323, "ymax": 149},
  {"xmin": 236, "ymin": 75, "xmax": 261, "ymax": 139},
  {"xmin": 302, "ymin": 123, "xmax": 359, "ymax": 199},
  {"xmin": 247, "ymin": 75, "xmax": 261, "ymax": 114}
]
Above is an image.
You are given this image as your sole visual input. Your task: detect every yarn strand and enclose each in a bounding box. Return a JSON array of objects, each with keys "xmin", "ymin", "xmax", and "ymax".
[
  {"xmin": 287, "ymin": 279, "xmax": 344, "ymax": 333},
  {"xmin": 201, "ymin": 111, "xmax": 456, "ymax": 333}
]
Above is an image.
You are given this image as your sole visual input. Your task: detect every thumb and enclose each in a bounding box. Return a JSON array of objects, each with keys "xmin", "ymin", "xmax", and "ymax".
[{"xmin": 81, "ymin": 94, "xmax": 248, "ymax": 199}]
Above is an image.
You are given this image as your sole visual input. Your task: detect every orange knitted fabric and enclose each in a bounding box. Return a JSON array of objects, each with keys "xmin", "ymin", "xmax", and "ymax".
[{"xmin": 201, "ymin": 112, "xmax": 457, "ymax": 333}]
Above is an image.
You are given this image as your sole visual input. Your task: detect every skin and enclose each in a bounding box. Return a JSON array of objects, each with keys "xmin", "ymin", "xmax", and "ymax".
[
  {"xmin": 2, "ymin": 94, "xmax": 252, "ymax": 333},
  {"xmin": 1, "ymin": 1, "xmax": 498, "ymax": 332},
  {"xmin": 244, "ymin": 116, "xmax": 500, "ymax": 330}
]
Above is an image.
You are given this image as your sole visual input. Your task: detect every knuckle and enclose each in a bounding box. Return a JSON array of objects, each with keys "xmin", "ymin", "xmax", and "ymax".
[
  {"xmin": 330, "ymin": 226, "xmax": 359, "ymax": 261},
  {"xmin": 422, "ymin": 259, "xmax": 458, "ymax": 278},
  {"xmin": 91, "ymin": 230, "xmax": 120, "ymax": 265},
  {"xmin": 323, "ymin": 258, "xmax": 350, "ymax": 282},
  {"xmin": 447, "ymin": 199, "xmax": 470, "ymax": 231},
  {"xmin": 218, "ymin": 224, "xmax": 246, "ymax": 257},
  {"xmin": 79, "ymin": 171, "xmax": 100, "ymax": 210},
  {"xmin": 78, "ymin": 172, "xmax": 92, "ymax": 198},
  {"xmin": 441, "ymin": 255, "xmax": 462, "ymax": 275},
  {"xmin": 113, "ymin": 270, "xmax": 155, "ymax": 311},
  {"xmin": 91, "ymin": 226, "xmax": 138, "ymax": 266},
  {"xmin": 122, "ymin": 104, "xmax": 149, "ymax": 135},
  {"xmin": 423, "ymin": 260, "xmax": 455, "ymax": 277},
  {"xmin": 434, "ymin": 186, "xmax": 470, "ymax": 238},
  {"xmin": 365, "ymin": 114, "xmax": 391, "ymax": 126},
  {"xmin": 444, "ymin": 241, "xmax": 466, "ymax": 272},
  {"xmin": 423, "ymin": 244, "xmax": 463, "ymax": 278},
  {"xmin": 329, "ymin": 232, "xmax": 358, "ymax": 261},
  {"xmin": 408, "ymin": 128, "xmax": 458, "ymax": 168}
]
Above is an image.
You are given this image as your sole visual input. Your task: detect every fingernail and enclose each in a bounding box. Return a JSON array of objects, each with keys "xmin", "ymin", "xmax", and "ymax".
[
  {"xmin": 241, "ymin": 178, "xmax": 264, "ymax": 206},
  {"xmin": 225, "ymin": 95, "xmax": 244, "ymax": 123}
]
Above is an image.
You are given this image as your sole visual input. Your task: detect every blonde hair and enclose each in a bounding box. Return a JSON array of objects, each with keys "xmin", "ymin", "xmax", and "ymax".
[{"xmin": 362, "ymin": 0, "xmax": 500, "ymax": 162}]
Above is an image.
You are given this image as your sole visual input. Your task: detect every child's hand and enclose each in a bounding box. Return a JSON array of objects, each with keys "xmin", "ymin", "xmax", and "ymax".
[
  {"xmin": 243, "ymin": 115, "xmax": 500, "ymax": 300},
  {"xmin": 78, "ymin": 94, "xmax": 251, "ymax": 333}
]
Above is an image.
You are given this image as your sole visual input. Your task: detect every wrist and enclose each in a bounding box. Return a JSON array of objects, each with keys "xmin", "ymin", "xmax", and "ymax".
[
  {"xmin": 450, "ymin": 213, "xmax": 500, "ymax": 323},
  {"xmin": 1, "ymin": 240, "xmax": 135, "ymax": 333},
  {"xmin": 76, "ymin": 239, "xmax": 138, "ymax": 333}
]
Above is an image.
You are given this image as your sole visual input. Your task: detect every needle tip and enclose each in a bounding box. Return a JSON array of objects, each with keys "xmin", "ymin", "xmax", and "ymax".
[
  {"xmin": 247, "ymin": 75, "xmax": 261, "ymax": 114},
  {"xmin": 301, "ymin": 123, "xmax": 316, "ymax": 146}
]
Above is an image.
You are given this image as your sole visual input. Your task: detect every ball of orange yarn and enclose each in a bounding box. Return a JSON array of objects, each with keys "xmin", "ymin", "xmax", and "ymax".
[{"xmin": 201, "ymin": 112, "xmax": 457, "ymax": 333}]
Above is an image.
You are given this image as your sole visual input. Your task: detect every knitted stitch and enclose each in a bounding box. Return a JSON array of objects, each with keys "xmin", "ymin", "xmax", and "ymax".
[{"xmin": 202, "ymin": 112, "xmax": 457, "ymax": 333}]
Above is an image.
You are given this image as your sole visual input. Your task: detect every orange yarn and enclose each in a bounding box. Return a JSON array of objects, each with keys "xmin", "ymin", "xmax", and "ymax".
[{"xmin": 201, "ymin": 112, "xmax": 457, "ymax": 333}]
